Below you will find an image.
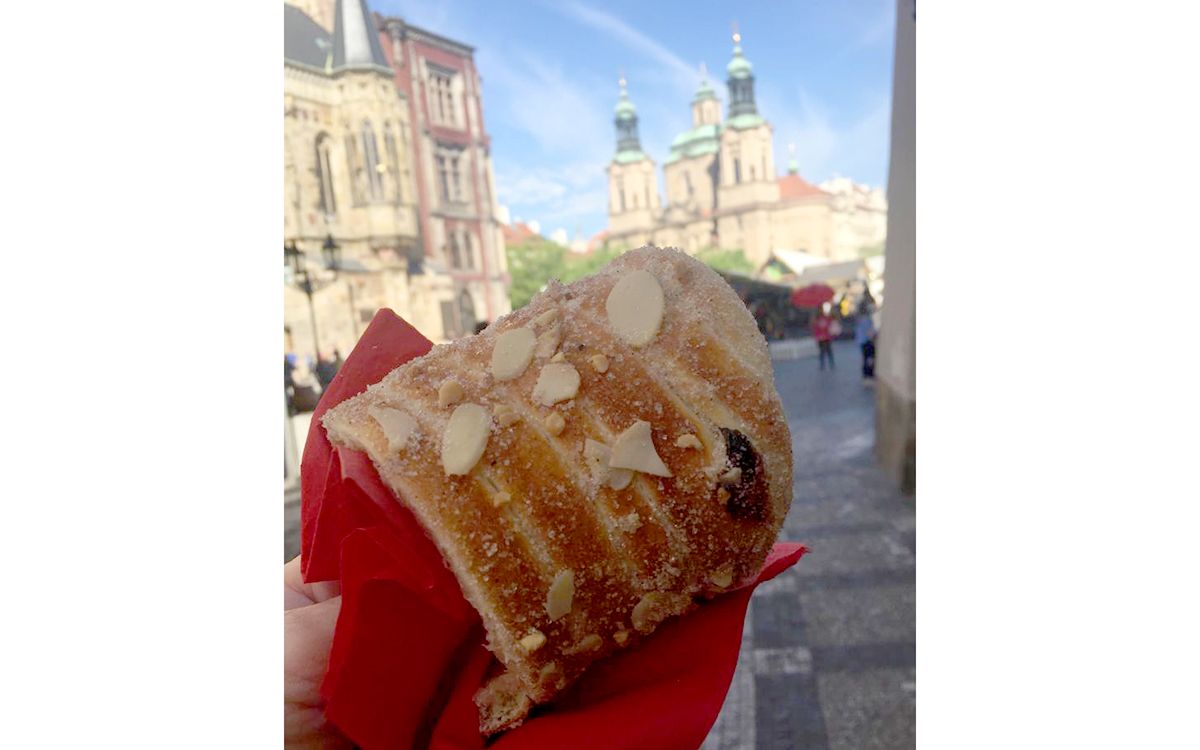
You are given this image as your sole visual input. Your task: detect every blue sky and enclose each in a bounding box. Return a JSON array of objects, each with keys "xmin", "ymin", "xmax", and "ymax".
[{"xmin": 377, "ymin": 0, "xmax": 896, "ymax": 243}]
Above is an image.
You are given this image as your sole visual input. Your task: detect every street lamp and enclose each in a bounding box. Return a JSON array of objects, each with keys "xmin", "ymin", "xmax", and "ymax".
[
  {"xmin": 285, "ymin": 240, "xmax": 321, "ymax": 361},
  {"xmin": 322, "ymin": 233, "xmax": 341, "ymax": 277}
]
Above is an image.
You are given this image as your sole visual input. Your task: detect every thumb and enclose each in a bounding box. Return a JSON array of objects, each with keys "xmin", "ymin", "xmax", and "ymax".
[{"xmin": 285, "ymin": 596, "xmax": 347, "ymax": 748}]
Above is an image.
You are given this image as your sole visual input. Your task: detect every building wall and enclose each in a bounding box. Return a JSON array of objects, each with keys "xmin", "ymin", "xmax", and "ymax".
[
  {"xmin": 717, "ymin": 124, "xmax": 777, "ymax": 207},
  {"xmin": 663, "ymin": 152, "xmax": 718, "ymax": 217},
  {"xmin": 607, "ymin": 158, "xmax": 659, "ymax": 234},
  {"xmin": 766, "ymin": 198, "xmax": 835, "ymax": 259},
  {"xmin": 381, "ymin": 18, "xmax": 511, "ymax": 328},
  {"xmin": 875, "ymin": 0, "xmax": 916, "ymax": 493}
]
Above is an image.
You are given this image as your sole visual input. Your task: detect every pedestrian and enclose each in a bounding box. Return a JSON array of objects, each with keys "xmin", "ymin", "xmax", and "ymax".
[
  {"xmin": 812, "ymin": 303, "xmax": 835, "ymax": 371},
  {"xmin": 855, "ymin": 300, "xmax": 877, "ymax": 385},
  {"xmin": 315, "ymin": 354, "xmax": 337, "ymax": 393}
]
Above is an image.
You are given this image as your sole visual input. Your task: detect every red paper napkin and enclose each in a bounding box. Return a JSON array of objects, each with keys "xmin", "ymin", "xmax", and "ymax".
[{"xmin": 300, "ymin": 309, "xmax": 807, "ymax": 750}]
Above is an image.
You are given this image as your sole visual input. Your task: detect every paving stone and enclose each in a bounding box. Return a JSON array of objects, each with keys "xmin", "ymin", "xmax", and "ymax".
[{"xmin": 817, "ymin": 668, "xmax": 916, "ymax": 750}]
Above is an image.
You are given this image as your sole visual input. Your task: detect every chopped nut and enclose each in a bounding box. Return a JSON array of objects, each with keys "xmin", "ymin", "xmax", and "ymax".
[
  {"xmin": 519, "ymin": 630, "xmax": 546, "ymax": 652},
  {"xmin": 492, "ymin": 491, "xmax": 511, "ymax": 508},
  {"xmin": 589, "ymin": 353, "xmax": 609, "ymax": 373},
  {"xmin": 437, "ymin": 379, "xmax": 465, "ymax": 407},
  {"xmin": 491, "ymin": 327, "xmax": 537, "ymax": 381},
  {"xmin": 532, "ymin": 362, "xmax": 581, "ymax": 406},
  {"xmin": 675, "ymin": 434, "xmax": 703, "ymax": 450},
  {"xmin": 719, "ymin": 467, "xmax": 743, "ymax": 484},
  {"xmin": 583, "ymin": 439, "xmax": 612, "ymax": 481},
  {"xmin": 367, "ymin": 405, "xmax": 417, "ymax": 452},
  {"xmin": 544, "ymin": 411, "xmax": 566, "ymax": 436},
  {"xmin": 532, "ymin": 308, "xmax": 560, "ymax": 329},
  {"xmin": 493, "ymin": 404, "xmax": 521, "ymax": 427},
  {"xmin": 550, "ymin": 351, "xmax": 566, "ymax": 363},
  {"xmin": 709, "ymin": 566, "xmax": 734, "ymax": 589},
  {"xmin": 631, "ymin": 591, "xmax": 692, "ymax": 633},
  {"xmin": 535, "ymin": 322, "xmax": 562, "ymax": 358},
  {"xmin": 610, "ymin": 420, "xmax": 672, "ymax": 477},
  {"xmin": 607, "ymin": 468, "xmax": 634, "ymax": 490},
  {"xmin": 613, "ymin": 630, "xmax": 630, "ymax": 646},
  {"xmin": 441, "ymin": 403, "xmax": 491, "ymax": 476},
  {"xmin": 717, "ymin": 487, "xmax": 731, "ymax": 504},
  {"xmin": 538, "ymin": 661, "xmax": 562, "ymax": 683},
  {"xmin": 573, "ymin": 634, "xmax": 603, "ymax": 653},
  {"xmin": 605, "ymin": 269, "xmax": 665, "ymax": 347},
  {"xmin": 545, "ymin": 569, "xmax": 574, "ymax": 622}
]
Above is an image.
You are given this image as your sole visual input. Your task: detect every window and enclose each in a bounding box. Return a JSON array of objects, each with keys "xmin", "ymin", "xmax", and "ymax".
[
  {"xmin": 733, "ymin": 158, "xmax": 742, "ymax": 184},
  {"xmin": 447, "ymin": 231, "xmax": 462, "ymax": 269},
  {"xmin": 314, "ymin": 134, "xmax": 336, "ymax": 217},
  {"xmin": 436, "ymin": 148, "xmax": 465, "ymax": 203},
  {"xmin": 344, "ymin": 133, "xmax": 365, "ymax": 205},
  {"xmin": 361, "ymin": 121, "xmax": 382, "ymax": 201},
  {"xmin": 428, "ymin": 68, "xmax": 458, "ymax": 127},
  {"xmin": 461, "ymin": 230, "xmax": 474, "ymax": 269},
  {"xmin": 684, "ymin": 171, "xmax": 694, "ymax": 197},
  {"xmin": 384, "ymin": 127, "xmax": 401, "ymax": 203},
  {"xmin": 617, "ymin": 176, "xmax": 626, "ymax": 212}
]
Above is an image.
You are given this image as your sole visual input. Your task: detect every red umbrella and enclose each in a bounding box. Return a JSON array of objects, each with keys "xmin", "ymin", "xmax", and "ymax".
[{"xmin": 790, "ymin": 283, "xmax": 835, "ymax": 308}]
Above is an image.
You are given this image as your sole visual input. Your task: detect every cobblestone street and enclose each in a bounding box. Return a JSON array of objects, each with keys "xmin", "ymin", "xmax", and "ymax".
[
  {"xmin": 705, "ymin": 340, "xmax": 916, "ymax": 749},
  {"xmin": 284, "ymin": 339, "xmax": 916, "ymax": 748}
]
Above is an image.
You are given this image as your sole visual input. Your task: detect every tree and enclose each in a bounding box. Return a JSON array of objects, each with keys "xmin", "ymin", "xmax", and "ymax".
[
  {"xmin": 505, "ymin": 237, "xmax": 567, "ymax": 309},
  {"xmin": 857, "ymin": 240, "xmax": 885, "ymax": 258},
  {"xmin": 694, "ymin": 247, "xmax": 755, "ymax": 276}
]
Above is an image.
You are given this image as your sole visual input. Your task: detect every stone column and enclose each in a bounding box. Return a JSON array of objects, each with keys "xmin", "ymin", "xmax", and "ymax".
[{"xmin": 875, "ymin": 0, "xmax": 916, "ymax": 493}]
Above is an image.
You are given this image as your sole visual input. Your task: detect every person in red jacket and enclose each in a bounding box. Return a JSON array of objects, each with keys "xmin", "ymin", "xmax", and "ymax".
[{"xmin": 812, "ymin": 304, "xmax": 836, "ymax": 370}]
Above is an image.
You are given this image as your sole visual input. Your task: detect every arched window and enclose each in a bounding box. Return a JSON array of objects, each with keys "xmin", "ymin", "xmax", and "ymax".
[
  {"xmin": 617, "ymin": 176, "xmax": 626, "ymax": 212},
  {"xmin": 447, "ymin": 231, "xmax": 462, "ymax": 269},
  {"xmin": 361, "ymin": 120, "xmax": 382, "ymax": 201},
  {"xmin": 344, "ymin": 132, "xmax": 364, "ymax": 205},
  {"xmin": 384, "ymin": 127, "xmax": 401, "ymax": 204},
  {"xmin": 314, "ymin": 134, "xmax": 336, "ymax": 218},
  {"xmin": 461, "ymin": 230, "xmax": 474, "ymax": 269},
  {"xmin": 458, "ymin": 289, "xmax": 476, "ymax": 335}
]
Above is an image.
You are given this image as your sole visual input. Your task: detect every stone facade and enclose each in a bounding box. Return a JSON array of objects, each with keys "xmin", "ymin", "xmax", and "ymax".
[
  {"xmin": 284, "ymin": 0, "xmax": 507, "ymax": 362},
  {"xmin": 378, "ymin": 16, "xmax": 511, "ymax": 331},
  {"xmin": 604, "ymin": 34, "xmax": 886, "ymax": 270}
]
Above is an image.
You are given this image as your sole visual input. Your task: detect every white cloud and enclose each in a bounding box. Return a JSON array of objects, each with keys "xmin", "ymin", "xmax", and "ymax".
[{"xmin": 552, "ymin": 1, "xmax": 698, "ymax": 95}]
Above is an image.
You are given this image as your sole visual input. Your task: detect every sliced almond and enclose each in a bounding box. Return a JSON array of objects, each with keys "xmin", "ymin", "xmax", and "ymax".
[
  {"xmin": 437, "ymin": 379, "xmax": 465, "ymax": 407},
  {"xmin": 589, "ymin": 353, "xmax": 609, "ymax": 373},
  {"xmin": 613, "ymin": 630, "xmax": 630, "ymax": 646},
  {"xmin": 519, "ymin": 630, "xmax": 546, "ymax": 653},
  {"xmin": 532, "ymin": 308, "xmax": 560, "ymax": 329},
  {"xmin": 630, "ymin": 591, "xmax": 691, "ymax": 633},
  {"xmin": 610, "ymin": 420, "xmax": 672, "ymax": 477},
  {"xmin": 532, "ymin": 362, "xmax": 580, "ymax": 406},
  {"xmin": 545, "ymin": 569, "xmax": 574, "ymax": 622},
  {"xmin": 583, "ymin": 439, "xmax": 612, "ymax": 481},
  {"xmin": 550, "ymin": 351, "xmax": 566, "ymax": 363},
  {"xmin": 535, "ymin": 322, "xmax": 562, "ymax": 358},
  {"xmin": 441, "ymin": 403, "xmax": 491, "ymax": 476},
  {"xmin": 493, "ymin": 403, "xmax": 521, "ymax": 427},
  {"xmin": 720, "ymin": 467, "xmax": 743, "ymax": 484},
  {"xmin": 367, "ymin": 405, "xmax": 417, "ymax": 452},
  {"xmin": 543, "ymin": 411, "xmax": 566, "ymax": 436},
  {"xmin": 492, "ymin": 491, "xmax": 511, "ymax": 508},
  {"xmin": 491, "ymin": 327, "xmax": 536, "ymax": 381},
  {"xmin": 605, "ymin": 269, "xmax": 664, "ymax": 347},
  {"xmin": 709, "ymin": 565, "xmax": 734, "ymax": 589},
  {"xmin": 717, "ymin": 486, "xmax": 731, "ymax": 504},
  {"xmin": 675, "ymin": 433, "xmax": 703, "ymax": 450}
]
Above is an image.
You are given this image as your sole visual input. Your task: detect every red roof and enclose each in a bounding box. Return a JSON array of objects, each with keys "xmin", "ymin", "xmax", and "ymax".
[
  {"xmin": 502, "ymin": 222, "xmax": 539, "ymax": 245},
  {"xmin": 778, "ymin": 173, "xmax": 827, "ymax": 200}
]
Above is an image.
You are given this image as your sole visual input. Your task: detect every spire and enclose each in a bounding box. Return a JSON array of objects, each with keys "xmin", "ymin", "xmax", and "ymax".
[
  {"xmin": 726, "ymin": 23, "xmax": 758, "ymax": 119},
  {"xmin": 614, "ymin": 74, "xmax": 643, "ymax": 156},
  {"xmin": 332, "ymin": 0, "xmax": 391, "ymax": 73},
  {"xmin": 693, "ymin": 62, "xmax": 716, "ymax": 103}
]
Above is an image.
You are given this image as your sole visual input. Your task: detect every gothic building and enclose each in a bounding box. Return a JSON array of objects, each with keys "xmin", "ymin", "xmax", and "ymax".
[
  {"xmin": 283, "ymin": 0, "xmax": 509, "ymax": 360},
  {"xmin": 604, "ymin": 32, "xmax": 886, "ymax": 269}
]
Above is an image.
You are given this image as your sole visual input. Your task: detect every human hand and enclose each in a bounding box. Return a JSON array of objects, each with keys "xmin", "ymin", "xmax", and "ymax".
[{"xmin": 285, "ymin": 557, "xmax": 351, "ymax": 749}]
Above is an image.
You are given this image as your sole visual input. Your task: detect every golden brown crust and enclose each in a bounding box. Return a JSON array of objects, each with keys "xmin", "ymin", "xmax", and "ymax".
[{"xmin": 321, "ymin": 246, "xmax": 792, "ymax": 733}]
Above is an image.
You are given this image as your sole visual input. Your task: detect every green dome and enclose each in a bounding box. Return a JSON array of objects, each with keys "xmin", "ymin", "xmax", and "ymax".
[
  {"xmin": 727, "ymin": 44, "xmax": 753, "ymax": 78},
  {"xmin": 692, "ymin": 78, "xmax": 716, "ymax": 103}
]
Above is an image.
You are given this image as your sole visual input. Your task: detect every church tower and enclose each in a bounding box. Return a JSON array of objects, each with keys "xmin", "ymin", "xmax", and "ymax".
[
  {"xmin": 606, "ymin": 77, "xmax": 660, "ymax": 241},
  {"xmin": 716, "ymin": 28, "xmax": 777, "ymax": 210}
]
